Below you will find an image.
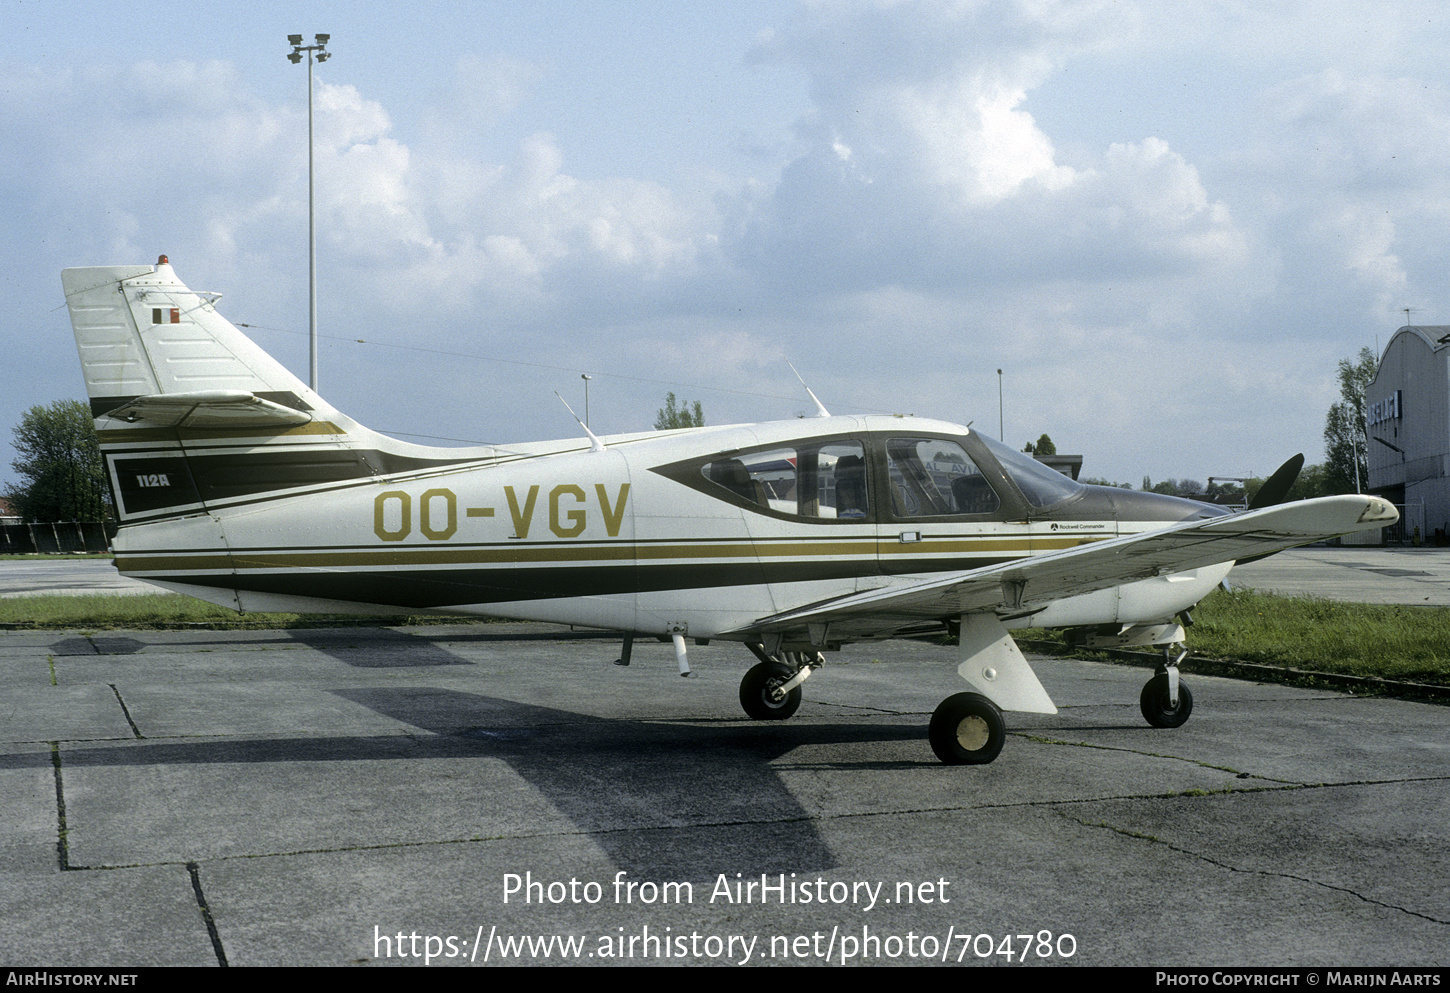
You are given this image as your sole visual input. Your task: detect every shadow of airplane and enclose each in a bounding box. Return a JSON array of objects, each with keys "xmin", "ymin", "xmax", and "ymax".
[{"xmin": 11, "ymin": 682, "xmax": 925, "ymax": 881}]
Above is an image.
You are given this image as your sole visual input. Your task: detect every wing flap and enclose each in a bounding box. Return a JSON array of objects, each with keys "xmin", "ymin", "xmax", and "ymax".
[{"xmin": 734, "ymin": 494, "xmax": 1398, "ymax": 635}]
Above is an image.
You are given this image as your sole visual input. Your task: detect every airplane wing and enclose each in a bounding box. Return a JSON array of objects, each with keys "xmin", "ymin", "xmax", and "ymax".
[{"xmin": 734, "ymin": 494, "xmax": 1398, "ymax": 637}]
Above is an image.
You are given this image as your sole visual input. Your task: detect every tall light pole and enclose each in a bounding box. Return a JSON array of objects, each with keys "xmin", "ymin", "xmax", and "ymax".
[
  {"xmin": 288, "ymin": 33, "xmax": 331, "ymax": 392},
  {"xmin": 581, "ymin": 374, "xmax": 592, "ymax": 427}
]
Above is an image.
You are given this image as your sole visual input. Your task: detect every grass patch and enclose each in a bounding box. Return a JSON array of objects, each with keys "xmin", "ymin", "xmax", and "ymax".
[
  {"xmin": 1032, "ymin": 587, "xmax": 1450, "ymax": 686},
  {"xmin": 1188, "ymin": 587, "xmax": 1450, "ymax": 684},
  {"xmin": 0, "ymin": 593, "xmax": 478, "ymax": 630}
]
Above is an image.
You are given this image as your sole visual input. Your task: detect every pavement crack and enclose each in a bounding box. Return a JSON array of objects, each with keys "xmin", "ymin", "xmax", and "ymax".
[
  {"xmin": 1064, "ymin": 813, "xmax": 1450, "ymax": 927},
  {"xmin": 187, "ymin": 862, "xmax": 230, "ymax": 967},
  {"xmin": 1015, "ymin": 732, "xmax": 1296, "ymax": 782},
  {"xmin": 109, "ymin": 683, "xmax": 145, "ymax": 738},
  {"xmin": 49, "ymin": 742, "xmax": 71, "ymax": 871}
]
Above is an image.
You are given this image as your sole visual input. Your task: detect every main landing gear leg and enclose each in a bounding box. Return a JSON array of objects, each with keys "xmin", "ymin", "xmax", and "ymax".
[
  {"xmin": 738, "ymin": 645, "xmax": 821, "ymax": 720},
  {"xmin": 1140, "ymin": 643, "xmax": 1193, "ymax": 729},
  {"xmin": 928, "ymin": 613, "xmax": 1058, "ymax": 766}
]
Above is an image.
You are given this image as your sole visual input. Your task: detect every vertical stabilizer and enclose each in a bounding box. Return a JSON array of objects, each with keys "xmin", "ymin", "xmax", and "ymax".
[
  {"xmin": 61, "ymin": 259, "xmax": 480, "ymax": 524},
  {"xmin": 62, "ymin": 259, "xmax": 342, "ymax": 426}
]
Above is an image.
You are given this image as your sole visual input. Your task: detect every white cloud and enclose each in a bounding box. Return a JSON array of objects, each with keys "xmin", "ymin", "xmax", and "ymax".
[
  {"xmin": 727, "ymin": 2, "xmax": 1253, "ymax": 304},
  {"xmin": 892, "ymin": 79, "xmax": 1076, "ymax": 202},
  {"xmin": 320, "ymin": 81, "xmax": 716, "ymax": 316},
  {"xmin": 1325, "ymin": 205, "xmax": 1406, "ymax": 302},
  {"xmin": 1213, "ymin": 67, "xmax": 1450, "ymax": 333}
]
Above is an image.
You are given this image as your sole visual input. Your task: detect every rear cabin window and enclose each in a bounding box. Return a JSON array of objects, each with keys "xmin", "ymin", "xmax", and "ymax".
[{"xmin": 701, "ymin": 441, "xmax": 868, "ymax": 520}]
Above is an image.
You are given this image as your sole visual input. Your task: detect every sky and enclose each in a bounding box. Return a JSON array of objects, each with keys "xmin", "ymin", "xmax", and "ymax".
[{"xmin": 5, "ymin": 0, "xmax": 1449, "ymax": 492}]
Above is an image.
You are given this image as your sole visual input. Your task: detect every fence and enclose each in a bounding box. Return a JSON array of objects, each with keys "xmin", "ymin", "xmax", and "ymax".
[
  {"xmin": 0, "ymin": 521, "xmax": 116, "ymax": 554},
  {"xmin": 1382, "ymin": 501, "xmax": 1424, "ymax": 545},
  {"xmin": 1341, "ymin": 501, "xmax": 1423, "ymax": 546}
]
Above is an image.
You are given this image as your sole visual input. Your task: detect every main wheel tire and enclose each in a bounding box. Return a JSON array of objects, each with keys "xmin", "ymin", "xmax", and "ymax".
[
  {"xmin": 928, "ymin": 692, "xmax": 1005, "ymax": 765},
  {"xmin": 1140, "ymin": 673, "xmax": 1194, "ymax": 728},
  {"xmin": 739, "ymin": 662, "xmax": 802, "ymax": 720}
]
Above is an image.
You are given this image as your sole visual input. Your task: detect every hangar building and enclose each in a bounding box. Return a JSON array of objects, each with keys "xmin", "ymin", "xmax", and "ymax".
[{"xmin": 1365, "ymin": 325, "xmax": 1450, "ymax": 543}]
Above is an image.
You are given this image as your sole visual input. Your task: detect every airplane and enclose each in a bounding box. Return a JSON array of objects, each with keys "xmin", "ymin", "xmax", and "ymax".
[{"xmin": 61, "ymin": 257, "xmax": 1399, "ymax": 765}]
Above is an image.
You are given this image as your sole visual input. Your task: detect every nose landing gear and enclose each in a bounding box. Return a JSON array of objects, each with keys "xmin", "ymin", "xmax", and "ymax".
[{"xmin": 1140, "ymin": 644, "xmax": 1193, "ymax": 728}]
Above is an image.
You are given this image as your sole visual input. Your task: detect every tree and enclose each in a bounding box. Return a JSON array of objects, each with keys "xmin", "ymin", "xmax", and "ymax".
[
  {"xmin": 1022, "ymin": 433, "xmax": 1056, "ymax": 457},
  {"xmin": 1289, "ymin": 462, "xmax": 1331, "ymax": 502},
  {"xmin": 1323, "ymin": 347, "xmax": 1376, "ymax": 494},
  {"xmin": 6, "ymin": 400, "xmax": 107, "ymax": 522},
  {"xmin": 654, "ymin": 392, "xmax": 705, "ymax": 430}
]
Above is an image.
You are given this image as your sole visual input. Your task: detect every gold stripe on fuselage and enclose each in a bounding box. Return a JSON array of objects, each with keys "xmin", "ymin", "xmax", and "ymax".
[{"xmin": 113, "ymin": 533, "xmax": 1107, "ymax": 575}]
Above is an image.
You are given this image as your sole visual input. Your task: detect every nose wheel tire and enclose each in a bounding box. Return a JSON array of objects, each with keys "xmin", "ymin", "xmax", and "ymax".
[
  {"xmin": 740, "ymin": 662, "xmax": 802, "ymax": 720},
  {"xmin": 1140, "ymin": 673, "xmax": 1193, "ymax": 728},
  {"xmin": 929, "ymin": 692, "xmax": 1005, "ymax": 765}
]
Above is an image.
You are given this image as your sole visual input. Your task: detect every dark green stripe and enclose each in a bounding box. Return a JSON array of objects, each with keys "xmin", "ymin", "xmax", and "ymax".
[
  {"xmin": 91, "ymin": 391, "xmax": 313, "ymax": 418},
  {"xmin": 142, "ymin": 559, "xmax": 870, "ymax": 608}
]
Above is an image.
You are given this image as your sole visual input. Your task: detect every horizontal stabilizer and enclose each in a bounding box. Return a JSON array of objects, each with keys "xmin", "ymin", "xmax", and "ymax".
[{"xmin": 99, "ymin": 390, "xmax": 313, "ymax": 430}]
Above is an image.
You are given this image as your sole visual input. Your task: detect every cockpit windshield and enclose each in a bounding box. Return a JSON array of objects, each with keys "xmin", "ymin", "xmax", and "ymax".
[{"xmin": 977, "ymin": 434, "xmax": 1085, "ymax": 509}]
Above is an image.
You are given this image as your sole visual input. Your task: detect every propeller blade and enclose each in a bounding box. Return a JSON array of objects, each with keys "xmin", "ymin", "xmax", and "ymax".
[{"xmin": 1247, "ymin": 453, "xmax": 1305, "ymax": 511}]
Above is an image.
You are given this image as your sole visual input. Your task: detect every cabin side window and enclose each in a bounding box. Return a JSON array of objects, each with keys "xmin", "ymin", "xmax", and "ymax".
[
  {"xmin": 701, "ymin": 441, "xmax": 869, "ymax": 520},
  {"xmin": 884, "ymin": 438, "xmax": 1001, "ymax": 517}
]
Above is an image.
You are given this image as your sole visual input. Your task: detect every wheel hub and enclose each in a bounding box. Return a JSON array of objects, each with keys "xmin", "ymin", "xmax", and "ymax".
[{"xmin": 955, "ymin": 715, "xmax": 990, "ymax": 751}]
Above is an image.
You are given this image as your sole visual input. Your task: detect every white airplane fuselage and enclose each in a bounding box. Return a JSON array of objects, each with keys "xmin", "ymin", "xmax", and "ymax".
[{"xmin": 107, "ymin": 412, "xmax": 1226, "ymax": 646}]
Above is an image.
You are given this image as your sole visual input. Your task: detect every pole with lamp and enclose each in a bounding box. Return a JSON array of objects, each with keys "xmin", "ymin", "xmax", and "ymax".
[{"xmin": 287, "ymin": 33, "xmax": 331, "ymax": 392}]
